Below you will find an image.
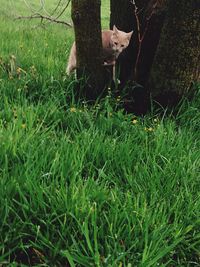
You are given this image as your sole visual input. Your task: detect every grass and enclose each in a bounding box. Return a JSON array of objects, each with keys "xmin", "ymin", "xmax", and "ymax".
[{"xmin": 0, "ymin": 0, "xmax": 200, "ymax": 266}]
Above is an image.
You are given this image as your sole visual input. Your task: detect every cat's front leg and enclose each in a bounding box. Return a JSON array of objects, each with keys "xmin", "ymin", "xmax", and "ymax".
[
  {"xmin": 113, "ymin": 62, "xmax": 121, "ymax": 85},
  {"xmin": 113, "ymin": 62, "xmax": 116, "ymax": 81},
  {"xmin": 103, "ymin": 61, "xmax": 116, "ymax": 81},
  {"xmin": 103, "ymin": 60, "xmax": 115, "ymax": 66}
]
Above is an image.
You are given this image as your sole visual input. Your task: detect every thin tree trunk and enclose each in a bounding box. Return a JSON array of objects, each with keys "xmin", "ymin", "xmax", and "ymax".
[
  {"xmin": 137, "ymin": 0, "xmax": 167, "ymax": 86},
  {"xmin": 149, "ymin": 0, "xmax": 200, "ymax": 107},
  {"xmin": 71, "ymin": 0, "xmax": 106, "ymax": 100},
  {"xmin": 110, "ymin": 0, "xmax": 166, "ymax": 85},
  {"xmin": 110, "ymin": 0, "xmax": 166, "ymax": 114},
  {"xmin": 110, "ymin": 0, "xmax": 137, "ymax": 83}
]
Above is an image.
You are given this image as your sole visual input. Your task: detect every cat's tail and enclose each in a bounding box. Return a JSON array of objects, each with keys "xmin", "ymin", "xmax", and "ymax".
[{"xmin": 66, "ymin": 42, "xmax": 76, "ymax": 75}]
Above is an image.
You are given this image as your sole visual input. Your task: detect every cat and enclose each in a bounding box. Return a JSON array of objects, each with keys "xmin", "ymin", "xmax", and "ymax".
[{"xmin": 66, "ymin": 25, "xmax": 133, "ymax": 78}]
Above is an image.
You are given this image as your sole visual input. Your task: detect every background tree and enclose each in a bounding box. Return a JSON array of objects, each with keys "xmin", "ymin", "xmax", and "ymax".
[
  {"xmin": 110, "ymin": 0, "xmax": 200, "ymax": 111},
  {"xmin": 71, "ymin": 0, "xmax": 106, "ymax": 100},
  {"xmin": 149, "ymin": 0, "xmax": 200, "ymax": 107},
  {"xmin": 17, "ymin": 1, "xmax": 199, "ymax": 111}
]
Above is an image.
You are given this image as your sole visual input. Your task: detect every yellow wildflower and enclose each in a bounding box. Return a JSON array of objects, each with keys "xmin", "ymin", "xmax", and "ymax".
[
  {"xmin": 148, "ymin": 127, "xmax": 154, "ymax": 132},
  {"xmin": 145, "ymin": 127, "xmax": 154, "ymax": 132},
  {"xmin": 70, "ymin": 107, "xmax": 76, "ymax": 113},
  {"xmin": 132, "ymin": 119, "xmax": 138, "ymax": 124}
]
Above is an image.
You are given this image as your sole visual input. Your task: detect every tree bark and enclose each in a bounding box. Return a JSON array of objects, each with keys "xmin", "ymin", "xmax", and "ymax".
[
  {"xmin": 149, "ymin": 0, "xmax": 200, "ymax": 107},
  {"xmin": 71, "ymin": 0, "xmax": 106, "ymax": 100}
]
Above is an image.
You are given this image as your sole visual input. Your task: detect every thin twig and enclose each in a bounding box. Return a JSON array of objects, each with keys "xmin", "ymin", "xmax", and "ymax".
[
  {"xmin": 50, "ymin": 0, "xmax": 63, "ymax": 16},
  {"xmin": 40, "ymin": 0, "xmax": 71, "ymax": 27},
  {"xmin": 131, "ymin": 0, "xmax": 155, "ymax": 79},
  {"xmin": 54, "ymin": 0, "xmax": 71, "ymax": 20},
  {"xmin": 23, "ymin": 0, "xmax": 42, "ymax": 14},
  {"xmin": 40, "ymin": 0, "xmax": 51, "ymax": 17}
]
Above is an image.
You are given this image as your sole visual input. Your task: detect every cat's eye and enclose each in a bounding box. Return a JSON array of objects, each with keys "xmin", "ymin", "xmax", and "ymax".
[
  {"xmin": 121, "ymin": 44, "xmax": 124, "ymax": 47},
  {"xmin": 114, "ymin": 42, "xmax": 118, "ymax": 45}
]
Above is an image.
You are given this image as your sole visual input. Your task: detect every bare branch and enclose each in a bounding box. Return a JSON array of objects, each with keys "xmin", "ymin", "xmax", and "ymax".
[
  {"xmin": 15, "ymin": 14, "xmax": 72, "ymax": 27},
  {"xmin": 19, "ymin": 0, "xmax": 71, "ymax": 27}
]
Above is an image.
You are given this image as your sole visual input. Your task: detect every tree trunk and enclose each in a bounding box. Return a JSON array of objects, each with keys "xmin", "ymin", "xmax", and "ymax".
[
  {"xmin": 110, "ymin": 0, "xmax": 166, "ymax": 114},
  {"xmin": 149, "ymin": 0, "xmax": 200, "ymax": 107},
  {"xmin": 71, "ymin": 0, "xmax": 106, "ymax": 100}
]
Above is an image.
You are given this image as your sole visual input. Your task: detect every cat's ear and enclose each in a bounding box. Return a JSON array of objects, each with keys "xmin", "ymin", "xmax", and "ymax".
[
  {"xmin": 113, "ymin": 25, "xmax": 118, "ymax": 34},
  {"xmin": 127, "ymin": 30, "xmax": 133, "ymax": 41}
]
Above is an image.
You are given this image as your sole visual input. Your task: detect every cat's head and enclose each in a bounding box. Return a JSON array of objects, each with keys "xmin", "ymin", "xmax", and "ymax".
[{"xmin": 111, "ymin": 25, "xmax": 133, "ymax": 56}]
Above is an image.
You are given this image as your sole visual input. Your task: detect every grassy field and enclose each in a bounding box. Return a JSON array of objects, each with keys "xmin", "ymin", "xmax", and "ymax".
[{"xmin": 0, "ymin": 0, "xmax": 200, "ymax": 266}]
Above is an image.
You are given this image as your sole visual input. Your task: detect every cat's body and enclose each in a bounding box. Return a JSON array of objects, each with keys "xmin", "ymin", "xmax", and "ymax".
[{"xmin": 66, "ymin": 26, "xmax": 133, "ymax": 76}]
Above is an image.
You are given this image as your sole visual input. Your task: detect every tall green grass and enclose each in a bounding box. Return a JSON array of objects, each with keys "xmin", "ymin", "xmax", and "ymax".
[{"xmin": 0, "ymin": 0, "xmax": 200, "ymax": 266}]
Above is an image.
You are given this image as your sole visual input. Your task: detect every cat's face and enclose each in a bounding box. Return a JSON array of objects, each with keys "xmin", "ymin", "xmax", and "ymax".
[{"xmin": 111, "ymin": 25, "xmax": 133, "ymax": 57}]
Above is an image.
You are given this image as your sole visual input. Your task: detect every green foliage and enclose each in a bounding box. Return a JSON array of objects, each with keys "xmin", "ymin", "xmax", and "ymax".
[{"xmin": 0, "ymin": 1, "xmax": 200, "ymax": 266}]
